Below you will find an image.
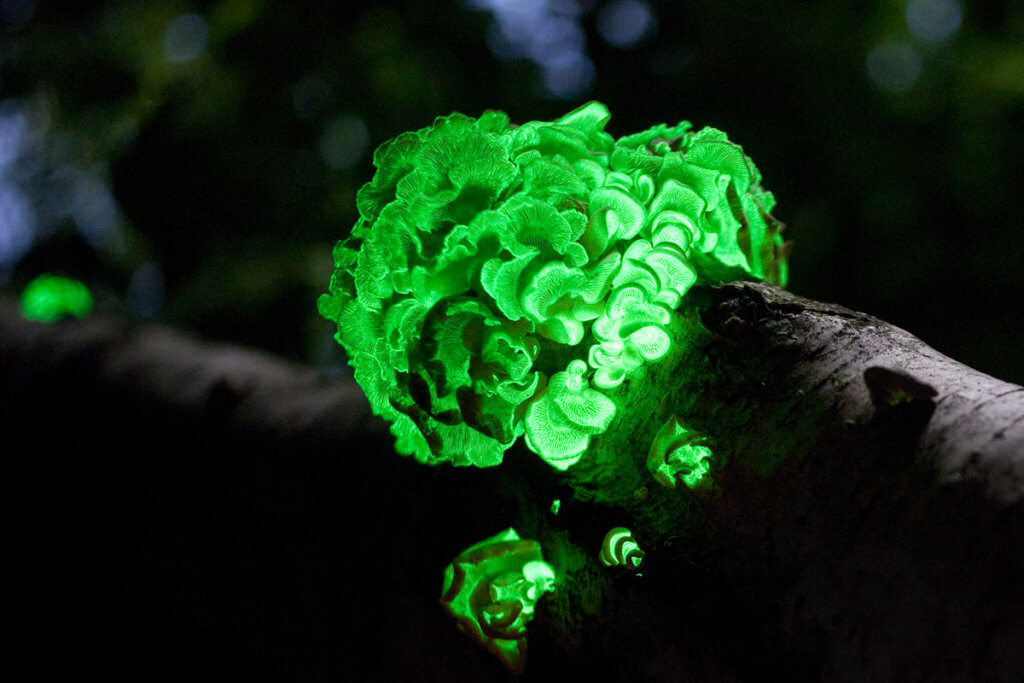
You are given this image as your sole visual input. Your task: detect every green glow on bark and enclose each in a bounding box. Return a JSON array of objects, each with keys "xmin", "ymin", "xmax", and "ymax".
[
  {"xmin": 599, "ymin": 526, "xmax": 645, "ymax": 570},
  {"xmin": 320, "ymin": 102, "xmax": 787, "ymax": 469},
  {"xmin": 550, "ymin": 498, "xmax": 561, "ymax": 515},
  {"xmin": 439, "ymin": 528, "xmax": 556, "ymax": 673},
  {"xmin": 647, "ymin": 415, "xmax": 713, "ymax": 489},
  {"xmin": 20, "ymin": 274, "xmax": 93, "ymax": 322}
]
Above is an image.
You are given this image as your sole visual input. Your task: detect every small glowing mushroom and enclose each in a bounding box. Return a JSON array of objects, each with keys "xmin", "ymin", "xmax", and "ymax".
[
  {"xmin": 20, "ymin": 274, "xmax": 93, "ymax": 322},
  {"xmin": 439, "ymin": 528, "xmax": 556, "ymax": 673},
  {"xmin": 647, "ymin": 415, "xmax": 714, "ymax": 489},
  {"xmin": 599, "ymin": 526, "xmax": 645, "ymax": 571}
]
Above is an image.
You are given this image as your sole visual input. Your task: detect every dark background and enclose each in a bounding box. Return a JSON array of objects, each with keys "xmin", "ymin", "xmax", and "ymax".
[{"xmin": 4, "ymin": 1, "xmax": 1024, "ymax": 680}]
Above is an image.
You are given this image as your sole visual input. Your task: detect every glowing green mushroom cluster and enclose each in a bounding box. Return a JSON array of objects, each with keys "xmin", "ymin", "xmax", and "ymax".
[{"xmin": 320, "ymin": 101, "xmax": 786, "ymax": 469}]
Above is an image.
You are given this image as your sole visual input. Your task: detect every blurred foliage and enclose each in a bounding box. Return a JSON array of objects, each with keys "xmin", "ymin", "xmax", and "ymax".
[{"xmin": 0, "ymin": 0, "xmax": 1022, "ymax": 383}]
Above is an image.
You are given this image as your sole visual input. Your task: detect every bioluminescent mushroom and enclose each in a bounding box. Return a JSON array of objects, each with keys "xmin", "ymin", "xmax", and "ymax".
[
  {"xmin": 647, "ymin": 415, "xmax": 714, "ymax": 489},
  {"xmin": 319, "ymin": 102, "xmax": 786, "ymax": 471},
  {"xmin": 21, "ymin": 274, "xmax": 93, "ymax": 323},
  {"xmin": 599, "ymin": 526, "xmax": 645, "ymax": 571},
  {"xmin": 439, "ymin": 528, "xmax": 556, "ymax": 672}
]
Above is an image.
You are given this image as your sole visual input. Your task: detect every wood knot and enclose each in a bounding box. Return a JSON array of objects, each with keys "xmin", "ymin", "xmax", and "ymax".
[{"xmin": 863, "ymin": 366, "xmax": 937, "ymax": 437}]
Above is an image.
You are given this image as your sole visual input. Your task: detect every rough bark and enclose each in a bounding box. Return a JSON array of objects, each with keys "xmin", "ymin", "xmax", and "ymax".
[{"xmin": 4, "ymin": 284, "xmax": 1023, "ymax": 682}]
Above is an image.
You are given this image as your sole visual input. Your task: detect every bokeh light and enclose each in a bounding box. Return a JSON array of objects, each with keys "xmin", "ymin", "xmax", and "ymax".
[
  {"xmin": 466, "ymin": 0, "xmax": 594, "ymax": 99},
  {"xmin": 127, "ymin": 262, "xmax": 165, "ymax": 319},
  {"xmin": 57, "ymin": 167, "xmax": 124, "ymax": 251},
  {"xmin": 866, "ymin": 39, "xmax": 922, "ymax": 92},
  {"xmin": 0, "ymin": 184, "xmax": 34, "ymax": 275},
  {"xmin": 319, "ymin": 116, "xmax": 369, "ymax": 171},
  {"xmin": 596, "ymin": 0, "xmax": 656, "ymax": 49},
  {"xmin": 906, "ymin": 0, "xmax": 962, "ymax": 42},
  {"xmin": 0, "ymin": 101, "xmax": 36, "ymax": 279},
  {"xmin": 163, "ymin": 13, "xmax": 209, "ymax": 63}
]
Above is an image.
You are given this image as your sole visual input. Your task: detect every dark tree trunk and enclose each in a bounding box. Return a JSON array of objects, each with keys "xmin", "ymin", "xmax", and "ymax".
[{"xmin": 4, "ymin": 284, "xmax": 1022, "ymax": 682}]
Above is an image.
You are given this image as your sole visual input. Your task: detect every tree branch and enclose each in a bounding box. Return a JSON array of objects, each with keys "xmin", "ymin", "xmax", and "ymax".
[
  {"xmin": 703, "ymin": 281, "xmax": 1024, "ymax": 502},
  {"xmin": 4, "ymin": 285, "xmax": 1022, "ymax": 681}
]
